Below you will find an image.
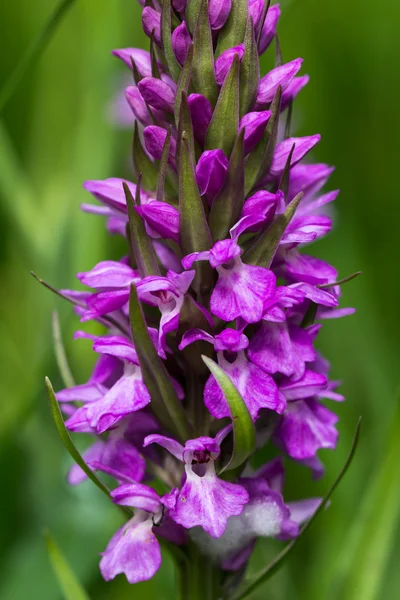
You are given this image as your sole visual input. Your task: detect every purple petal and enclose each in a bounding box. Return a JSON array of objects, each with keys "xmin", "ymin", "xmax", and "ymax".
[
  {"xmin": 257, "ymin": 59, "xmax": 303, "ymax": 106},
  {"xmin": 112, "ymin": 48, "xmax": 153, "ymax": 77},
  {"xmin": 100, "ymin": 518, "xmax": 161, "ymax": 584},
  {"xmin": 280, "ymin": 370, "xmax": 328, "ymax": 401},
  {"xmin": 68, "ymin": 440, "xmax": 105, "ymax": 485},
  {"xmin": 179, "ymin": 328, "xmax": 215, "ymax": 351},
  {"xmin": 142, "ymin": 7, "xmax": 162, "ymax": 46},
  {"xmin": 281, "ymin": 75, "xmax": 310, "ymax": 111},
  {"xmin": 259, "ymin": 3, "xmax": 281, "ymax": 54},
  {"xmin": 270, "ymin": 134, "xmax": 321, "ymax": 177},
  {"xmin": 143, "ymin": 434, "xmax": 184, "ymax": 461},
  {"xmin": 214, "ymin": 329, "xmax": 248, "ymax": 352},
  {"xmin": 275, "ymin": 398, "xmax": 339, "ymax": 460},
  {"xmin": 164, "ymin": 468, "xmax": 249, "ymax": 538},
  {"xmin": 111, "ymin": 483, "xmax": 161, "ymax": 512},
  {"xmin": 83, "ymin": 178, "xmax": 138, "ymax": 212},
  {"xmin": 211, "ymin": 261, "xmax": 276, "ymax": 323},
  {"xmin": 77, "ymin": 260, "xmax": 137, "ymax": 289},
  {"xmin": 143, "ymin": 126, "xmax": 176, "ymax": 164}
]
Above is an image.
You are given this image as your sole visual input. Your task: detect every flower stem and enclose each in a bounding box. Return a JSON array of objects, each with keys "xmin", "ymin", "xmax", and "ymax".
[{"xmin": 179, "ymin": 543, "xmax": 221, "ymax": 600}]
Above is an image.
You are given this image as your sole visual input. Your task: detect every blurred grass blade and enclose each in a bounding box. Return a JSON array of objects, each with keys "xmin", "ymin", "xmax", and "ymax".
[
  {"xmin": 243, "ymin": 192, "xmax": 303, "ymax": 268},
  {"xmin": 329, "ymin": 406, "xmax": 400, "ymax": 600},
  {"xmin": 0, "ymin": 0, "xmax": 78, "ymax": 113},
  {"xmin": 45, "ymin": 377, "xmax": 111, "ymax": 499},
  {"xmin": 202, "ymin": 356, "xmax": 255, "ymax": 472},
  {"xmin": 52, "ymin": 311, "xmax": 75, "ymax": 388},
  {"xmin": 45, "ymin": 530, "xmax": 90, "ymax": 600},
  {"xmin": 233, "ymin": 418, "xmax": 362, "ymax": 600}
]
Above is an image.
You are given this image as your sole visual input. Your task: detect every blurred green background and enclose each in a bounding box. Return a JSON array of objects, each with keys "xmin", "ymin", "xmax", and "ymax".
[{"xmin": 0, "ymin": 0, "xmax": 399, "ymax": 598}]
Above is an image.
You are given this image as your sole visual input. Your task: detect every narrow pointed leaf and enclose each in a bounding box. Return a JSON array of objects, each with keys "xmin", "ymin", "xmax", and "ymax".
[
  {"xmin": 209, "ymin": 129, "xmax": 245, "ymax": 241},
  {"xmin": 245, "ymin": 86, "xmax": 282, "ymax": 195},
  {"xmin": 279, "ymin": 143, "xmax": 295, "ymax": 199},
  {"xmin": 301, "ymin": 301, "xmax": 318, "ymax": 328},
  {"xmin": 275, "ymin": 35, "xmax": 283, "ymax": 67},
  {"xmin": 129, "ymin": 284, "xmax": 191, "ymax": 443},
  {"xmin": 156, "ymin": 127, "xmax": 172, "ymax": 201},
  {"xmin": 240, "ymin": 17, "xmax": 259, "ymax": 117},
  {"xmin": 132, "ymin": 121, "xmax": 159, "ymax": 191},
  {"xmin": 206, "ymin": 54, "xmax": 240, "ymax": 156},
  {"xmin": 319, "ymin": 271, "xmax": 363, "ymax": 289},
  {"xmin": 178, "ymin": 296, "xmax": 214, "ymax": 375},
  {"xmin": 176, "ymin": 92, "xmax": 196, "ymax": 175},
  {"xmin": 150, "ymin": 33, "xmax": 162, "ymax": 79},
  {"xmin": 52, "ymin": 311, "xmax": 75, "ymax": 389},
  {"xmin": 130, "ymin": 57, "xmax": 143, "ymax": 85},
  {"xmin": 186, "ymin": 0, "xmax": 201, "ymax": 33},
  {"xmin": 233, "ymin": 418, "xmax": 362, "ymax": 600},
  {"xmin": 174, "ymin": 44, "xmax": 194, "ymax": 126},
  {"xmin": 216, "ymin": 0, "xmax": 247, "ymax": 56},
  {"xmin": 202, "ymin": 356, "xmax": 255, "ymax": 472},
  {"xmin": 45, "ymin": 530, "xmax": 90, "ymax": 600},
  {"xmin": 179, "ymin": 131, "xmax": 212, "ymax": 256},
  {"xmin": 161, "ymin": 0, "xmax": 181, "ymax": 81},
  {"xmin": 243, "ymin": 191, "xmax": 303, "ymax": 267},
  {"xmin": 124, "ymin": 181, "xmax": 160, "ymax": 276},
  {"xmin": 192, "ymin": 0, "xmax": 218, "ymax": 105},
  {"xmin": 45, "ymin": 377, "xmax": 111, "ymax": 499},
  {"xmin": 256, "ymin": 0, "xmax": 271, "ymax": 46},
  {"xmin": 284, "ymin": 101, "xmax": 293, "ymax": 138}
]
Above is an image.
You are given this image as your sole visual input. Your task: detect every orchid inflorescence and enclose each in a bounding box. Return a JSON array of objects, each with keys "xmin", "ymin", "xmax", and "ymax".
[{"xmin": 42, "ymin": 0, "xmax": 357, "ymax": 596}]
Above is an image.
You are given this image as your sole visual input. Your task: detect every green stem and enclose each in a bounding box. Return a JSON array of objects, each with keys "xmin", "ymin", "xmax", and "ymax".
[{"xmin": 178, "ymin": 543, "xmax": 221, "ymax": 600}]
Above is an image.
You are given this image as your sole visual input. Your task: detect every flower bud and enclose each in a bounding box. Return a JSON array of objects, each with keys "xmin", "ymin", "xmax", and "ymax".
[
  {"xmin": 196, "ymin": 150, "xmax": 229, "ymax": 205},
  {"xmin": 257, "ymin": 58, "xmax": 303, "ymax": 107},
  {"xmin": 239, "ymin": 111, "xmax": 271, "ymax": 154},
  {"xmin": 188, "ymin": 93, "xmax": 213, "ymax": 146},
  {"xmin": 214, "ymin": 44, "xmax": 245, "ymax": 86},
  {"xmin": 172, "ymin": 21, "xmax": 192, "ymax": 65},
  {"xmin": 138, "ymin": 77, "xmax": 176, "ymax": 113},
  {"xmin": 209, "ymin": 0, "xmax": 232, "ymax": 30},
  {"xmin": 259, "ymin": 3, "xmax": 281, "ymax": 55},
  {"xmin": 142, "ymin": 7, "xmax": 161, "ymax": 46},
  {"xmin": 143, "ymin": 126, "xmax": 177, "ymax": 165}
]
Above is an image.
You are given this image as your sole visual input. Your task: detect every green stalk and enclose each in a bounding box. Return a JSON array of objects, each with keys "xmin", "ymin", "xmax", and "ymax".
[{"xmin": 179, "ymin": 543, "xmax": 220, "ymax": 600}]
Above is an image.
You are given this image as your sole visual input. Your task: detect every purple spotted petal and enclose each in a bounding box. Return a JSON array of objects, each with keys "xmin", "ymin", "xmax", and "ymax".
[{"xmin": 100, "ymin": 517, "xmax": 161, "ymax": 584}]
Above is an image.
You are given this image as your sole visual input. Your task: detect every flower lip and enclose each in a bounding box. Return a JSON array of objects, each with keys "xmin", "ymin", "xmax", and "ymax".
[{"xmin": 209, "ymin": 239, "xmax": 242, "ymax": 268}]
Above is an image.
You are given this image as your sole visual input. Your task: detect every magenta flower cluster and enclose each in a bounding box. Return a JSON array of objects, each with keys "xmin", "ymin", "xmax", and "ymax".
[{"xmin": 54, "ymin": 0, "xmax": 354, "ymax": 591}]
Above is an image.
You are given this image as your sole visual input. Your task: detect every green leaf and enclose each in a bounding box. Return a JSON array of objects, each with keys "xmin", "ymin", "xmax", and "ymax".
[
  {"xmin": 132, "ymin": 121, "xmax": 159, "ymax": 191},
  {"xmin": 45, "ymin": 377, "xmax": 111, "ymax": 500},
  {"xmin": 256, "ymin": 0, "xmax": 271, "ymax": 46},
  {"xmin": 240, "ymin": 17, "xmax": 259, "ymax": 117},
  {"xmin": 150, "ymin": 32, "xmax": 162, "ymax": 79},
  {"xmin": 0, "ymin": 0, "xmax": 78, "ymax": 114},
  {"xmin": 202, "ymin": 356, "xmax": 255, "ymax": 472},
  {"xmin": 130, "ymin": 56, "xmax": 143, "ymax": 84},
  {"xmin": 174, "ymin": 44, "xmax": 194, "ymax": 126},
  {"xmin": 129, "ymin": 284, "xmax": 191, "ymax": 443},
  {"xmin": 216, "ymin": 0, "xmax": 247, "ymax": 56},
  {"xmin": 243, "ymin": 191, "xmax": 303, "ymax": 268},
  {"xmin": 176, "ymin": 91, "xmax": 196, "ymax": 175},
  {"xmin": 209, "ymin": 129, "xmax": 245, "ymax": 242},
  {"xmin": 301, "ymin": 301, "xmax": 318, "ymax": 328},
  {"xmin": 178, "ymin": 131, "xmax": 210, "ymax": 256},
  {"xmin": 156, "ymin": 126, "xmax": 172, "ymax": 201},
  {"xmin": 44, "ymin": 530, "xmax": 90, "ymax": 600},
  {"xmin": 232, "ymin": 418, "xmax": 362, "ymax": 600},
  {"xmin": 275, "ymin": 34, "xmax": 283, "ymax": 67},
  {"xmin": 245, "ymin": 86, "xmax": 282, "ymax": 195},
  {"xmin": 124, "ymin": 180, "xmax": 161, "ymax": 277},
  {"xmin": 186, "ymin": 0, "xmax": 201, "ymax": 33},
  {"xmin": 161, "ymin": 0, "xmax": 181, "ymax": 81},
  {"xmin": 205, "ymin": 54, "xmax": 240, "ymax": 156},
  {"xmin": 52, "ymin": 311, "xmax": 75, "ymax": 389},
  {"xmin": 328, "ymin": 406, "xmax": 400, "ymax": 600},
  {"xmin": 192, "ymin": 0, "xmax": 218, "ymax": 105},
  {"xmin": 279, "ymin": 142, "xmax": 295, "ymax": 200}
]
